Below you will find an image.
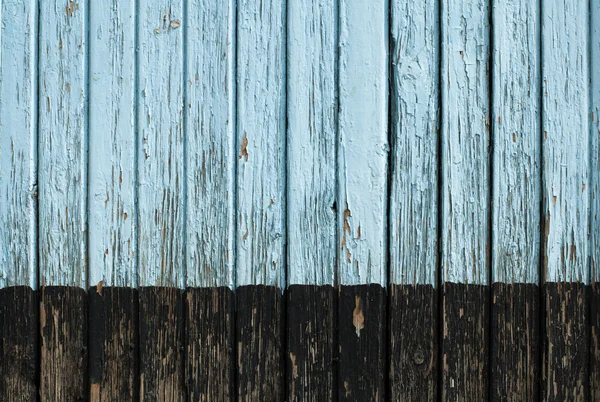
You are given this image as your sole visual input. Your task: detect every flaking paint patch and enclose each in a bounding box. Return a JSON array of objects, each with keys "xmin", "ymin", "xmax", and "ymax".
[{"xmin": 352, "ymin": 296, "xmax": 364, "ymax": 337}]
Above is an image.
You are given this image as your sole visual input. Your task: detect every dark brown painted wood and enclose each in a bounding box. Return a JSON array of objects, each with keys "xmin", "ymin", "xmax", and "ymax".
[
  {"xmin": 441, "ymin": 283, "xmax": 489, "ymax": 402},
  {"xmin": 0, "ymin": 286, "xmax": 38, "ymax": 402},
  {"xmin": 185, "ymin": 287, "xmax": 235, "ymax": 402},
  {"xmin": 139, "ymin": 287, "xmax": 184, "ymax": 402},
  {"xmin": 389, "ymin": 284, "xmax": 437, "ymax": 401},
  {"xmin": 286, "ymin": 285, "xmax": 336, "ymax": 402},
  {"xmin": 591, "ymin": 283, "xmax": 600, "ymax": 401},
  {"xmin": 40, "ymin": 286, "xmax": 88, "ymax": 402},
  {"xmin": 491, "ymin": 282, "xmax": 541, "ymax": 401},
  {"xmin": 338, "ymin": 284, "xmax": 386, "ymax": 402},
  {"xmin": 542, "ymin": 282, "xmax": 589, "ymax": 402},
  {"xmin": 89, "ymin": 286, "xmax": 139, "ymax": 402},
  {"xmin": 236, "ymin": 285, "xmax": 284, "ymax": 402}
]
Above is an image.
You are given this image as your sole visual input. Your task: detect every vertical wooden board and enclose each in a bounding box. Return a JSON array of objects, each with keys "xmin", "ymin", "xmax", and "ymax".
[
  {"xmin": 236, "ymin": 0, "xmax": 286, "ymax": 288},
  {"xmin": 0, "ymin": 287, "xmax": 38, "ymax": 402},
  {"xmin": 389, "ymin": 284, "xmax": 437, "ymax": 401},
  {"xmin": 185, "ymin": 288, "xmax": 234, "ymax": 402},
  {"xmin": 184, "ymin": 0, "xmax": 235, "ymax": 289},
  {"xmin": 139, "ymin": 287, "xmax": 184, "ymax": 402},
  {"xmin": 590, "ymin": 283, "xmax": 600, "ymax": 401},
  {"xmin": 88, "ymin": 0, "xmax": 137, "ymax": 288},
  {"xmin": 0, "ymin": 0, "xmax": 38, "ymax": 289},
  {"xmin": 39, "ymin": 0, "xmax": 88, "ymax": 288},
  {"xmin": 137, "ymin": 0, "xmax": 185, "ymax": 288},
  {"xmin": 287, "ymin": 0, "xmax": 337, "ymax": 287},
  {"xmin": 389, "ymin": 0, "xmax": 439, "ymax": 287},
  {"xmin": 338, "ymin": 0, "xmax": 389, "ymax": 287},
  {"xmin": 89, "ymin": 287, "xmax": 139, "ymax": 402},
  {"xmin": 236, "ymin": 285, "xmax": 284, "ymax": 402},
  {"xmin": 40, "ymin": 287, "xmax": 88, "ymax": 402}
]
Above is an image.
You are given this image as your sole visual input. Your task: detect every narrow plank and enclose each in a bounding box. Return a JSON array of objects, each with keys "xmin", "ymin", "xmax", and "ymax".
[
  {"xmin": 236, "ymin": 285, "xmax": 284, "ymax": 402},
  {"xmin": 338, "ymin": 285, "xmax": 386, "ymax": 402},
  {"xmin": 389, "ymin": 284, "xmax": 437, "ymax": 401},
  {"xmin": 40, "ymin": 287, "xmax": 88, "ymax": 402},
  {"xmin": 388, "ymin": 0, "xmax": 439, "ymax": 399},
  {"xmin": 287, "ymin": 285, "xmax": 336, "ymax": 402},
  {"xmin": 185, "ymin": 287, "xmax": 234, "ymax": 402},
  {"xmin": 440, "ymin": 0, "xmax": 491, "ymax": 399},
  {"xmin": 490, "ymin": 0, "xmax": 541, "ymax": 400},
  {"xmin": 491, "ymin": 283, "xmax": 541, "ymax": 401},
  {"xmin": 337, "ymin": 2, "xmax": 388, "ymax": 400},
  {"xmin": 137, "ymin": 0, "xmax": 185, "ymax": 288},
  {"xmin": 541, "ymin": 0, "xmax": 590, "ymax": 400},
  {"xmin": 236, "ymin": 0, "xmax": 286, "ymax": 399},
  {"xmin": 89, "ymin": 287, "xmax": 139, "ymax": 402},
  {"xmin": 0, "ymin": 287, "xmax": 38, "ymax": 402},
  {"xmin": 139, "ymin": 287, "xmax": 184, "ymax": 402},
  {"xmin": 590, "ymin": 283, "xmax": 600, "ymax": 401},
  {"xmin": 0, "ymin": 0, "xmax": 38, "ymax": 289},
  {"xmin": 287, "ymin": 0, "xmax": 337, "ymax": 399}
]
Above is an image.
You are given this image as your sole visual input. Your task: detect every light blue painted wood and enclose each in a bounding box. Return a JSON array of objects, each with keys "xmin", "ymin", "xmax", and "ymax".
[
  {"xmin": 236, "ymin": 0, "xmax": 286, "ymax": 288},
  {"xmin": 541, "ymin": 0, "xmax": 589, "ymax": 284},
  {"xmin": 185, "ymin": 0, "xmax": 236, "ymax": 289},
  {"xmin": 0, "ymin": 0, "xmax": 38, "ymax": 289},
  {"xmin": 389, "ymin": 0, "xmax": 439, "ymax": 286},
  {"xmin": 137, "ymin": 0, "xmax": 185, "ymax": 288},
  {"xmin": 287, "ymin": 0, "xmax": 337, "ymax": 286},
  {"xmin": 591, "ymin": 0, "xmax": 600, "ymax": 282},
  {"xmin": 88, "ymin": 0, "xmax": 137, "ymax": 288},
  {"xmin": 39, "ymin": 0, "xmax": 88, "ymax": 288},
  {"xmin": 338, "ymin": 0, "xmax": 389, "ymax": 286},
  {"xmin": 492, "ymin": 0, "xmax": 541, "ymax": 284},
  {"xmin": 441, "ymin": 0, "xmax": 491, "ymax": 285}
]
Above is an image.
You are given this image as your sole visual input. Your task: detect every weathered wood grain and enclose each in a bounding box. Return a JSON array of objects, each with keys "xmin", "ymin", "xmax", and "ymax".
[
  {"xmin": 137, "ymin": 0, "xmax": 185, "ymax": 288},
  {"xmin": 491, "ymin": 283, "xmax": 541, "ymax": 401},
  {"xmin": 440, "ymin": 0, "xmax": 491, "ymax": 286},
  {"xmin": 0, "ymin": 0, "xmax": 38, "ymax": 289},
  {"xmin": 39, "ymin": 0, "xmax": 88, "ymax": 288},
  {"xmin": 389, "ymin": 0, "xmax": 439, "ymax": 286},
  {"xmin": 139, "ymin": 287, "xmax": 184, "ymax": 402},
  {"xmin": 338, "ymin": 285, "xmax": 386, "ymax": 401},
  {"xmin": 0, "ymin": 287, "xmax": 38, "ymax": 402},
  {"xmin": 185, "ymin": 0, "xmax": 235, "ymax": 289},
  {"xmin": 338, "ymin": 0, "xmax": 389, "ymax": 286},
  {"xmin": 442, "ymin": 283, "xmax": 489, "ymax": 402},
  {"xmin": 287, "ymin": 0, "xmax": 337, "ymax": 286},
  {"xmin": 40, "ymin": 287, "xmax": 88, "ymax": 402},
  {"xmin": 88, "ymin": 0, "xmax": 137, "ymax": 288},
  {"xmin": 492, "ymin": 0, "xmax": 541, "ymax": 284},
  {"xmin": 389, "ymin": 284, "xmax": 437, "ymax": 401},
  {"xmin": 590, "ymin": 283, "xmax": 600, "ymax": 401},
  {"xmin": 287, "ymin": 285, "xmax": 336, "ymax": 402},
  {"xmin": 185, "ymin": 287, "xmax": 234, "ymax": 402},
  {"xmin": 542, "ymin": 283, "xmax": 589, "ymax": 401},
  {"xmin": 592, "ymin": 3, "xmax": 600, "ymax": 400},
  {"xmin": 89, "ymin": 286, "xmax": 139, "ymax": 402},
  {"xmin": 236, "ymin": 0, "xmax": 286, "ymax": 287}
]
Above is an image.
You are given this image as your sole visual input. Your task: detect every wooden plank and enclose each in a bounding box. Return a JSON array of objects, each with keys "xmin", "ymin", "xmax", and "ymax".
[
  {"xmin": 440, "ymin": 0, "xmax": 491, "ymax": 399},
  {"xmin": 0, "ymin": 287, "xmax": 38, "ymax": 402},
  {"xmin": 89, "ymin": 286, "xmax": 139, "ymax": 402},
  {"xmin": 184, "ymin": 0, "xmax": 235, "ymax": 289},
  {"xmin": 0, "ymin": 0, "xmax": 38, "ymax": 289},
  {"xmin": 286, "ymin": 285, "xmax": 336, "ymax": 402},
  {"xmin": 388, "ymin": 0, "xmax": 438, "ymax": 399},
  {"xmin": 185, "ymin": 288, "xmax": 234, "ymax": 402},
  {"xmin": 541, "ymin": 1, "xmax": 590, "ymax": 400},
  {"xmin": 139, "ymin": 287, "xmax": 184, "ymax": 402},
  {"xmin": 39, "ymin": 0, "xmax": 88, "ymax": 289},
  {"xmin": 88, "ymin": 0, "xmax": 137, "ymax": 288},
  {"xmin": 490, "ymin": 1, "xmax": 541, "ymax": 400},
  {"xmin": 236, "ymin": 285, "xmax": 284, "ymax": 402},
  {"xmin": 40, "ymin": 287, "xmax": 87, "ymax": 402},
  {"xmin": 137, "ymin": 0, "xmax": 185, "ymax": 288}
]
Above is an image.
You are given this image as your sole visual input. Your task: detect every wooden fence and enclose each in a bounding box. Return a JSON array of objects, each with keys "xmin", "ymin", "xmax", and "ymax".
[{"xmin": 0, "ymin": 0, "xmax": 599, "ymax": 400}]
